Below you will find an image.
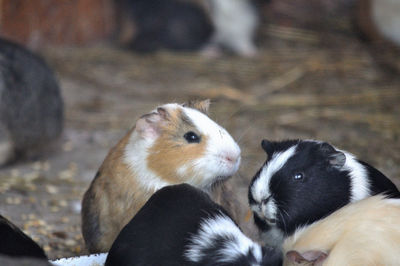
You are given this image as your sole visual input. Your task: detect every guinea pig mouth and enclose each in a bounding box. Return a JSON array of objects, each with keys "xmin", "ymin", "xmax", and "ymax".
[{"xmin": 265, "ymin": 218, "xmax": 277, "ymax": 224}]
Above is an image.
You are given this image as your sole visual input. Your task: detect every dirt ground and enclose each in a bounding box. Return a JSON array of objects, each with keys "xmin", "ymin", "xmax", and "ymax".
[{"xmin": 0, "ymin": 27, "xmax": 399, "ymax": 260}]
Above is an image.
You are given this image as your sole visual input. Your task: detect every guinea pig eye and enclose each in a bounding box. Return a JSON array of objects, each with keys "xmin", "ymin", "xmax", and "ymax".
[
  {"xmin": 294, "ymin": 172, "xmax": 304, "ymax": 180},
  {"xmin": 184, "ymin": 131, "xmax": 201, "ymax": 143}
]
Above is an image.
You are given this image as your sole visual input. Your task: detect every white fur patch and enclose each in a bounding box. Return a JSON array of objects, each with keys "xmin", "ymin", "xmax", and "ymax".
[
  {"xmin": 384, "ymin": 197, "xmax": 400, "ymax": 206},
  {"xmin": 185, "ymin": 213, "xmax": 262, "ymax": 264},
  {"xmin": 51, "ymin": 252, "xmax": 107, "ymax": 266},
  {"xmin": 339, "ymin": 150, "xmax": 371, "ymax": 202},
  {"xmin": 372, "ymin": 0, "xmax": 400, "ymax": 46},
  {"xmin": 207, "ymin": 0, "xmax": 258, "ymax": 55},
  {"xmin": 124, "ymin": 131, "xmax": 170, "ymax": 191}
]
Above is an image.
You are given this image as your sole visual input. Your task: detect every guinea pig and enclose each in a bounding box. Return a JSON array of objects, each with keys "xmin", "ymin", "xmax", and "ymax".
[
  {"xmin": 81, "ymin": 100, "xmax": 241, "ymax": 253},
  {"xmin": 248, "ymin": 139, "xmax": 400, "ymax": 247},
  {"xmin": 106, "ymin": 183, "xmax": 282, "ymax": 266},
  {"xmin": 115, "ymin": 0, "xmax": 213, "ymax": 52},
  {"xmin": 204, "ymin": 0, "xmax": 259, "ymax": 57},
  {"xmin": 0, "ymin": 37, "xmax": 64, "ymax": 167},
  {"xmin": 283, "ymin": 195, "xmax": 400, "ymax": 266},
  {"xmin": 0, "ymin": 215, "xmax": 47, "ymax": 259}
]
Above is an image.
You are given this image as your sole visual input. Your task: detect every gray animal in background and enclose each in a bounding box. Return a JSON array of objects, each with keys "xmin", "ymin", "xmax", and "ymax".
[{"xmin": 0, "ymin": 38, "xmax": 64, "ymax": 167}]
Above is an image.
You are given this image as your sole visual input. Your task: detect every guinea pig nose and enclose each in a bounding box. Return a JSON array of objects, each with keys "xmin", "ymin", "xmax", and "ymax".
[
  {"xmin": 222, "ymin": 151, "xmax": 240, "ymax": 163},
  {"xmin": 225, "ymin": 155, "xmax": 234, "ymax": 162}
]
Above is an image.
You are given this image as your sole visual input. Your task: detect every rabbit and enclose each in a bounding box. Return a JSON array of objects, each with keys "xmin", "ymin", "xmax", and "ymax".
[
  {"xmin": 0, "ymin": 37, "xmax": 64, "ymax": 167},
  {"xmin": 115, "ymin": 0, "xmax": 213, "ymax": 52},
  {"xmin": 283, "ymin": 195, "xmax": 400, "ymax": 266},
  {"xmin": 248, "ymin": 139, "xmax": 400, "ymax": 247},
  {"xmin": 0, "ymin": 215, "xmax": 47, "ymax": 260},
  {"xmin": 105, "ymin": 183, "xmax": 282, "ymax": 266},
  {"xmin": 81, "ymin": 100, "xmax": 241, "ymax": 253}
]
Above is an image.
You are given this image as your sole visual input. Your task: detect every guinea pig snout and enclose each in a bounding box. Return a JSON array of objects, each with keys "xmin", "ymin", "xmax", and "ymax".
[
  {"xmin": 258, "ymin": 199, "xmax": 277, "ymax": 224},
  {"xmin": 219, "ymin": 149, "xmax": 241, "ymax": 167}
]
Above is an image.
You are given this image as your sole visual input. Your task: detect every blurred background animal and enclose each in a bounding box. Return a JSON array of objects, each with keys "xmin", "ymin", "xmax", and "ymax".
[
  {"xmin": 203, "ymin": 0, "xmax": 259, "ymax": 57},
  {"xmin": 114, "ymin": 0, "xmax": 213, "ymax": 52},
  {"xmin": 81, "ymin": 100, "xmax": 241, "ymax": 253},
  {"xmin": 248, "ymin": 139, "xmax": 400, "ymax": 247},
  {"xmin": 0, "ymin": 38, "xmax": 64, "ymax": 167},
  {"xmin": 115, "ymin": 0, "xmax": 260, "ymax": 56}
]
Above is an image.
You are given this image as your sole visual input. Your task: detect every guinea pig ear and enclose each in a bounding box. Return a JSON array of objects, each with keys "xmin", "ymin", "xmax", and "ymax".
[
  {"xmin": 135, "ymin": 108, "xmax": 170, "ymax": 139},
  {"xmin": 286, "ymin": 250, "xmax": 328, "ymax": 266},
  {"xmin": 261, "ymin": 139, "xmax": 274, "ymax": 158},
  {"xmin": 319, "ymin": 143, "xmax": 346, "ymax": 169},
  {"xmin": 183, "ymin": 99, "xmax": 210, "ymax": 114}
]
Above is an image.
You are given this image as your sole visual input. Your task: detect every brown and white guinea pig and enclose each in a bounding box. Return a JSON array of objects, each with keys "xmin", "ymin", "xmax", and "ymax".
[
  {"xmin": 106, "ymin": 184, "xmax": 282, "ymax": 266},
  {"xmin": 283, "ymin": 195, "xmax": 400, "ymax": 266},
  {"xmin": 248, "ymin": 139, "xmax": 400, "ymax": 247},
  {"xmin": 81, "ymin": 100, "xmax": 241, "ymax": 253}
]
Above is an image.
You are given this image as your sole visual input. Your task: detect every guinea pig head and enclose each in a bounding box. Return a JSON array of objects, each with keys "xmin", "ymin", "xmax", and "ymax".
[
  {"xmin": 125, "ymin": 100, "xmax": 241, "ymax": 191},
  {"xmin": 249, "ymin": 139, "xmax": 349, "ymax": 237}
]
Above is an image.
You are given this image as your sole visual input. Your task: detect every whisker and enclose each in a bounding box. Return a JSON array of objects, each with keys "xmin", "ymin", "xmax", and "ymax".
[{"xmin": 236, "ymin": 126, "xmax": 252, "ymax": 145}]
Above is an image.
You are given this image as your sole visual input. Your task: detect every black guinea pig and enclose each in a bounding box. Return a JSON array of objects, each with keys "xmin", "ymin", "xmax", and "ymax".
[
  {"xmin": 106, "ymin": 183, "xmax": 282, "ymax": 266},
  {"xmin": 248, "ymin": 139, "xmax": 400, "ymax": 247},
  {"xmin": 0, "ymin": 215, "xmax": 48, "ymax": 260}
]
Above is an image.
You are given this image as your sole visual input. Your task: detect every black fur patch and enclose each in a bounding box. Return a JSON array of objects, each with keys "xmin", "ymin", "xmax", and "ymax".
[{"xmin": 0, "ymin": 215, "xmax": 47, "ymax": 259}]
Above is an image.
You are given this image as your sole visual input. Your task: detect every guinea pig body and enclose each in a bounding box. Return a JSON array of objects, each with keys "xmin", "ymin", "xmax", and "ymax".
[
  {"xmin": 82, "ymin": 100, "xmax": 241, "ymax": 253},
  {"xmin": 106, "ymin": 184, "xmax": 282, "ymax": 266},
  {"xmin": 205, "ymin": 0, "xmax": 259, "ymax": 57},
  {"xmin": 283, "ymin": 195, "xmax": 400, "ymax": 266},
  {"xmin": 248, "ymin": 139, "xmax": 400, "ymax": 247},
  {"xmin": 0, "ymin": 38, "xmax": 63, "ymax": 167},
  {"xmin": 0, "ymin": 215, "xmax": 47, "ymax": 260}
]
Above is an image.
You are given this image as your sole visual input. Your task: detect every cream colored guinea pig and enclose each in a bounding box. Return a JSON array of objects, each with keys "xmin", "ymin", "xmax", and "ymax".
[
  {"xmin": 81, "ymin": 100, "xmax": 241, "ymax": 253},
  {"xmin": 283, "ymin": 195, "xmax": 400, "ymax": 266}
]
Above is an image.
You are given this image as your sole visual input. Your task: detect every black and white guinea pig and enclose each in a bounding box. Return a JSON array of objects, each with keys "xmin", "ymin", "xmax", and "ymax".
[
  {"xmin": 0, "ymin": 215, "xmax": 48, "ymax": 260},
  {"xmin": 283, "ymin": 195, "xmax": 400, "ymax": 266},
  {"xmin": 248, "ymin": 139, "xmax": 400, "ymax": 247},
  {"xmin": 105, "ymin": 184, "xmax": 282, "ymax": 266},
  {"xmin": 0, "ymin": 37, "xmax": 63, "ymax": 167}
]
